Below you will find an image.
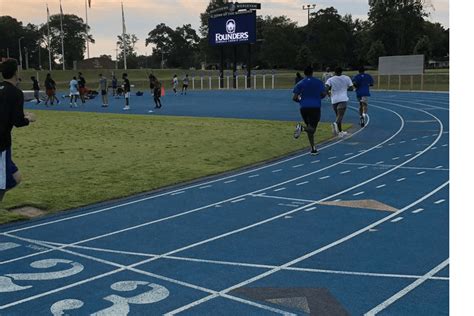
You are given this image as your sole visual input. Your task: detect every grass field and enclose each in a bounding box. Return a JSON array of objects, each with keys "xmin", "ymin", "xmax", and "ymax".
[
  {"xmin": 0, "ymin": 110, "xmax": 339, "ymax": 225},
  {"xmin": 8, "ymin": 68, "xmax": 449, "ymax": 92}
]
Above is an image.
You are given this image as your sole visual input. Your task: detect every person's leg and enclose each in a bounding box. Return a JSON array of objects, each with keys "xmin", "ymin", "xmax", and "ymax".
[
  {"xmin": 331, "ymin": 103, "xmax": 339, "ymax": 135},
  {"xmin": 336, "ymin": 104, "xmax": 347, "ymax": 133},
  {"xmin": 70, "ymin": 94, "xmax": 74, "ymax": 106},
  {"xmin": 104, "ymin": 93, "xmax": 109, "ymax": 106}
]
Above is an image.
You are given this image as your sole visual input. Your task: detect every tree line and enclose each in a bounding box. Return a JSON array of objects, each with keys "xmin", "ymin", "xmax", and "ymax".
[{"xmin": 0, "ymin": 0, "xmax": 448, "ymax": 70}]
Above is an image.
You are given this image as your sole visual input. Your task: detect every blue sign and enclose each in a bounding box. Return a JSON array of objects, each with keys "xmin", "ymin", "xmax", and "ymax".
[{"xmin": 209, "ymin": 12, "xmax": 256, "ymax": 46}]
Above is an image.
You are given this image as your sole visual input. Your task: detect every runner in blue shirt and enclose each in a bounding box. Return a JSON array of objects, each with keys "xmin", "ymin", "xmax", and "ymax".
[
  {"xmin": 292, "ymin": 66, "xmax": 327, "ymax": 155},
  {"xmin": 352, "ymin": 66, "xmax": 374, "ymax": 127}
]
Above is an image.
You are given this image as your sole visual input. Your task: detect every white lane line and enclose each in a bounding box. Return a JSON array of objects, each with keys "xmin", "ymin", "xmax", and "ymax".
[
  {"xmin": 358, "ymin": 166, "xmax": 368, "ymax": 169},
  {"xmin": 435, "ymin": 165, "xmax": 443, "ymax": 169},
  {"xmin": 334, "ymin": 199, "xmax": 342, "ymax": 202},
  {"xmin": 432, "ymin": 133, "xmax": 438, "ymax": 136},
  {"xmin": 292, "ymin": 164, "xmax": 304, "ymax": 168},
  {"xmin": 296, "ymin": 181, "xmax": 309, "ymax": 186},
  {"xmin": 434, "ymin": 199, "xmax": 446, "ymax": 204},
  {"xmin": 399, "ymin": 140, "xmax": 406, "ymax": 144},
  {"xmin": 412, "ymin": 208, "xmax": 424, "ymax": 214},
  {"xmin": 171, "ymin": 191, "xmax": 185, "ymax": 196},
  {"xmin": 340, "ymin": 170, "xmax": 351, "ymax": 174},
  {"xmin": 376, "ymin": 184, "xmax": 386, "ymax": 189},
  {"xmin": 411, "ymin": 138, "xmax": 418, "ymax": 141},
  {"xmin": 224, "ymin": 179, "xmax": 236, "ymax": 184},
  {"xmin": 396, "ymin": 178, "xmax": 406, "ymax": 182},
  {"xmin": 166, "ymin": 182, "xmax": 449, "ymax": 315},
  {"xmin": 404, "ymin": 154, "xmax": 412, "ymax": 157},
  {"xmin": 252, "ymin": 194, "xmax": 315, "ymax": 204},
  {"xmin": 248, "ymin": 174, "xmax": 260, "ymax": 178},
  {"xmin": 343, "ymin": 163, "xmax": 449, "ymax": 172},
  {"xmin": 364, "ymin": 259, "xmax": 449, "ymax": 315},
  {"xmin": 422, "ymin": 135, "xmax": 429, "ymax": 138},
  {"xmin": 273, "ymin": 188, "xmax": 286, "ymax": 192},
  {"xmin": 353, "ymin": 191, "xmax": 365, "ymax": 196},
  {"xmin": 311, "ymin": 160, "xmax": 320, "ymax": 164},
  {"xmin": 388, "ymin": 143, "xmax": 395, "ymax": 146},
  {"xmin": 431, "ymin": 147, "xmax": 438, "ymax": 150},
  {"xmin": 376, "ymin": 161, "xmax": 384, "ymax": 164},
  {"xmin": 319, "ymin": 176, "xmax": 330, "ymax": 180},
  {"xmin": 391, "ymin": 217, "xmax": 404, "ymax": 223},
  {"xmin": 0, "ymin": 242, "xmax": 21, "ymax": 251},
  {"xmin": 305, "ymin": 207, "xmax": 317, "ymax": 211},
  {"xmin": 328, "ymin": 156, "xmax": 337, "ymax": 160},
  {"xmin": 272, "ymin": 169, "xmax": 282, "ymax": 173},
  {"xmin": 199, "ymin": 185, "xmax": 213, "ymax": 189},
  {"xmin": 344, "ymin": 152, "xmax": 354, "ymax": 156},
  {"xmin": 392, "ymin": 157, "xmax": 400, "ymax": 160},
  {"xmin": 442, "ymin": 144, "xmax": 448, "ymax": 147},
  {"xmin": 231, "ymin": 198, "xmax": 246, "ymax": 204},
  {"xmin": 164, "ymin": 255, "xmax": 449, "ymax": 281},
  {"xmin": 417, "ymin": 171, "xmax": 426, "ymax": 175}
]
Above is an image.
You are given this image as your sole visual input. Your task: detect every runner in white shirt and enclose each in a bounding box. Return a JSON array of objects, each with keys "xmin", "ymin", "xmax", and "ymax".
[
  {"xmin": 172, "ymin": 75, "xmax": 178, "ymax": 95},
  {"xmin": 325, "ymin": 67, "xmax": 354, "ymax": 137},
  {"xmin": 69, "ymin": 76, "xmax": 79, "ymax": 108}
]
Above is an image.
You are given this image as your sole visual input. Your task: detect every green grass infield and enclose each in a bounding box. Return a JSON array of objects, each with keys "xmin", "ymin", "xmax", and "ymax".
[{"xmin": 0, "ymin": 110, "xmax": 343, "ymax": 224}]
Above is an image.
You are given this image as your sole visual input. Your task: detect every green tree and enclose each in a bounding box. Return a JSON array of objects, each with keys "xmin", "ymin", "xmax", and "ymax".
[
  {"xmin": 369, "ymin": 0, "xmax": 428, "ymax": 55},
  {"xmin": 367, "ymin": 40, "xmax": 386, "ymax": 66},
  {"xmin": 413, "ymin": 35, "xmax": 432, "ymax": 62},
  {"xmin": 295, "ymin": 45, "xmax": 312, "ymax": 69},
  {"xmin": 422, "ymin": 21, "xmax": 448, "ymax": 60},
  {"xmin": 40, "ymin": 14, "xmax": 94, "ymax": 68}
]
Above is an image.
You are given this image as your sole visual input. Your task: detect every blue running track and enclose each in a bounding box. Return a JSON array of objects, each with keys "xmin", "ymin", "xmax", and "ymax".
[{"xmin": 1, "ymin": 90, "xmax": 449, "ymax": 315}]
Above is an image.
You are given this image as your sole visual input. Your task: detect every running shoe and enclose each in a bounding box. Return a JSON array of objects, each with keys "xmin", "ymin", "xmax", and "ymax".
[
  {"xmin": 363, "ymin": 113, "xmax": 368, "ymax": 125},
  {"xmin": 294, "ymin": 123, "xmax": 303, "ymax": 139},
  {"xmin": 123, "ymin": 106, "xmax": 130, "ymax": 111},
  {"xmin": 360, "ymin": 116, "xmax": 365, "ymax": 127},
  {"xmin": 310, "ymin": 148, "xmax": 319, "ymax": 155},
  {"xmin": 338, "ymin": 131, "xmax": 348, "ymax": 138}
]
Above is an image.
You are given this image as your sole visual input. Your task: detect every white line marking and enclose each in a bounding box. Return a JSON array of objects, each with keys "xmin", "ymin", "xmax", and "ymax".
[
  {"xmin": 404, "ymin": 154, "xmax": 412, "ymax": 157},
  {"xmin": 434, "ymin": 199, "xmax": 446, "ymax": 204},
  {"xmin": 252, "ymin": 194, "xmax": 315, "ymax": 204},
  {"xmin": 344, "ymin": 152, "xmax": 354, "ymax": 156},
  {"xmin": 310, "ymin": 160, "xmax": 320, "ymax": 164},
  {"xmin": 422, "ymin": 135, "xmax": 429, "ymax": 138},
  {"xmin": 248, "ymin": 174, "xmax": 259, "ymax": 178},
  {"xmin": 224, "ymin": 179, "xmax": 236, "ymax": 184},
  {"xmin": 292, "ymin": 164, "xmax": 304, "ymax": 168},
  {"xmin": 166, "ymin": 182, "xmax": 449, "ymax": 315},
  {"xmin": 273, "ymin": 188, "xmax": 286, "ymax": 192},
  {"xmin": 358, "ymin": 165, "xmax": 368, "ymax": 169},
  {"xmin": 319, "ymin": 176, "xmax": 330, "ymax": 180},
  {"xmin": 399, "ymin": 140, "xmax": 406, "ymax": 144},
  {"xmin": 199, "ymin": 185, "xmax": 213, "ymax": 189},
  {"xmin": 432, "ymin": 133, "xmax": 438, "ymax": 136},
  {"xmin": 376, "ymin": 184, "xmax": 386, "ymax": 189},
  {"xmin": 411, "ymin": 138, "xmax": 418, "ymax": 141},
  {"xmin": 412, "ymin": 208, "xmax": 424, "ymax": 214},
  {"xmin": 364, "ymin": 259, "xmax": 449, "ymax": 315},
  {"xmin": 271, "ymin": 169, "xmax": 282, "ymax": 173},
  {"xmin": 431, "ymin": 147, "xmax": 437, "ymax": 150},
  {"xmin": 231, "ymin": 198, "xmax": 246, "ymax": 204},
  {"xmin": 417, "ymin": 171, "xmax": 426, "ymax": 175},
  {"xmin": 391, "ymin": 217, "xmax": 404, "ymax": 223},
  {"xmin": 328, "ymin": 156, "xmax": 337, "ymax": 160},
  {"xmin": 442, "ymin": 144, "xmax": 448, "ymax": 147},
  {"xmin": 305, "ymin": 207, "xmax": 317, "ymax": 211},
  {"xmin": 340, "ymin": 170, "xmax": 351, "ymax": 174},
  {"xmin": 353, "ymin": 191, "xmax": 365, "ymax": 196},
  {"xmin": 334, "ymin": 199, "xmax": 342, "ymax": 202},
  {"xmin": 435, "ymin": 165, "xmax": 443, "ymax": 169},
  {"xmin": 296, "ymin": 181, "xmax": 309, "ymax": 186},
  {"xmin": 171, "ymin": 191, "xmax": 185, "ymax": 196},
  {"xmin": 0, "ymin": 242, "xmax": 21, "ymax": 251},
  {"xmin": 388, "ymin": 143, "xmax": 395, "ymax": 146},
  {"xmin": 392, "ymin": 157, "xmax": 399, "ymax": 160},
  {"xmin": 343, "ymin": 163, "xmax": 448, "ymax": 172},
  {"xmin": 396, "ymin": 178, "xmax": 406, "ymax": 182},
  {"xmin": 375, "ymin": 161, "xmax": 384, "ymax": 164}
]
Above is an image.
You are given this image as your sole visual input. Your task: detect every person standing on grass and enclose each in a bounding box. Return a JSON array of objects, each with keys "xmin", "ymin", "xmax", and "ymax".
[
  {"xmin": 153, "ymin": 77, "xmax": 163, "ymax": 109},
  {"xmin": 292, "ymin": 66, "xmax": 327, "ymax": 156},
  {"xmin": 181, "ymin": 74, "xmax": 190, "ymax": 95},
  {"xmin": 69, "ymin": 76, "xmax": 80, "ymax": 107},
  {"xmin": 325, "ymin": 67, "xmax": 354, "ymax": 137},
  {"xmin": 122, "ymin": 73, "xmax": 131, "ymax": 111},
  {"xmin": 172, "ymin": 74, "xmax": 178, "ymax": 95},
  {"xmin": 78, "ymin": 72, "xmax": 87, "ymax": 104},
  {"xmin": 44, "ymin": 73, "xmax": 59, "ymax": 106},
  {"xmin": 111, "ymin": 74, "xmax": 118, "ymax": 97},
  {"xmin": 0, "ymin": 59, "xmax": 36, "ymax": 201},
  {"xmin": 322, "ymin": 67, "xmax": 333, "ymax": 84},
  {"xmin": 31, "ymin": 76, "xmax": 41, "ymax": 104},
  {"xmin": 98, "ymin": 74, "xmax": 108, "ymax": 107},
  {"xmin": 352, "ymin": 66, "xmax": 374, "ymax": 127}
]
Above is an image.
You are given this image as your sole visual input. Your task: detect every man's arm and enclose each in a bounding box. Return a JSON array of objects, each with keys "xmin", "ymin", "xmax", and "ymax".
[
  {"xmin": 12, "ymin": 91, "xmax": 30, "ymax": 128},
  {"xmin": 292, "ymin": 93, "xmax": 301, "ymax": 103}
]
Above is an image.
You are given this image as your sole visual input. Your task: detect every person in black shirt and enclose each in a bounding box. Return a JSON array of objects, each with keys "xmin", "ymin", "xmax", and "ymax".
[
  {"xmin": 44, "ymin": 73, "xmax": 59, "ymax": 106},
  {"xmin": 78, "ymin": 72, "xmax": 87, "ymax": 104},
  {"xmin": 153, "ymin": 78, "xmax": 163, "ymax": 109},
  {"xmin": 31, "ymin": 76, "xmax": 41, "ymax": 104},
  {"xmin": 122, "ymin": 73, "xmax": 131, "ymax": 111},
  {"xmin": 0, "ymin": 59, "xmax": 36, "ymax": 201}
]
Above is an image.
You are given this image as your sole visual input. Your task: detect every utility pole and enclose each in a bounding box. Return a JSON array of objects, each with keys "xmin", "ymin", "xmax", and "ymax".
[
  {"xmin": 302, "ymin": 4, "xmax": 316, "ymax": 25},
  {"xmin": 24, "ymin": 47, "xmax": 29, "ymax": 69},
  {"xmin": 18, "ymin": 37, "xmax": 24, "ymax": 73}
]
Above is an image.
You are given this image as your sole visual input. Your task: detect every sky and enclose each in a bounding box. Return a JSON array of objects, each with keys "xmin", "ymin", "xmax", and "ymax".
[{"xmin": 0, "ymin": 0, "xmax": 449, "ymax": 58}]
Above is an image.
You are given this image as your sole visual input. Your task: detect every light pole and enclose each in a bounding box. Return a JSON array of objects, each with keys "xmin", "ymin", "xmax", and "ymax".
[
  {"xmin": 18, "ymin": 37, "xmax": 24, "ymax": 72},
  {"xmin": 302, "ymin": 4, "xmax": 316, "ymax": 25},
  {"xmin": 24, "ymin": 47, "xmax": 29, "ymax": 70}
]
